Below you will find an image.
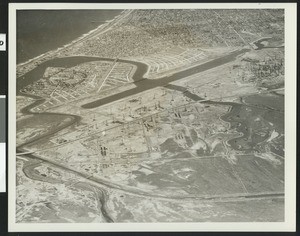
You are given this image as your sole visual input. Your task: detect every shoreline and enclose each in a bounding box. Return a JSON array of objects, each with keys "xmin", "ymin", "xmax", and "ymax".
[{"xmin": 17, "ymin": 9, "xmax": 128, "ymax": 69}]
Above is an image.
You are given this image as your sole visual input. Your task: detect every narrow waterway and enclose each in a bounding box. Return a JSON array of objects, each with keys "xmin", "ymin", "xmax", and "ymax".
[
  {"xmin": 17, "ymin": 47, "xmax": 282, "ymax": 214},
  {"xmin": 17, "ymin": 48, "xmax": 253, "ymax": 155}
]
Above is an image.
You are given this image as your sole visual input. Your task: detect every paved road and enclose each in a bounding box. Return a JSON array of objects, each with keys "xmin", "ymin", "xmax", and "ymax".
[
  {"xmin": 17, "ymin": 47, "xmax": 249, "ymax": 152},
  {"xmin": 82, "ymin": 48, "xmax": 250, "ymax": 108},
  {"xmin": 17, "ymin": 56, "xmax": 148, "ymax": 93},
  {"xmin": 17, "ymin": 47, "xmax": 284, "ymax": 203}
]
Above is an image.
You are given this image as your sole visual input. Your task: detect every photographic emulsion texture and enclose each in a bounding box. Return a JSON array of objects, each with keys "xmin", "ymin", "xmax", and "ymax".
[{"xmin": 10, "ymin": 4, "xmax": 296, "ymax": 231}]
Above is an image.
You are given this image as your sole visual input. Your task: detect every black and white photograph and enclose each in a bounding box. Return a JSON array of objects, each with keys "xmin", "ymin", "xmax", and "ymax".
[{"xmin": 8, "ymin": 3, "xmax": 297, "ymax": 232}]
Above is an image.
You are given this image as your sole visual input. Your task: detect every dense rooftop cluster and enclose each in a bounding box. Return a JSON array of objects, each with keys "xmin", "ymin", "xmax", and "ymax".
[
  {"xmin": 62, "ymin": 9, "xmax": 284, "ymax": 59},
  {"xmin": 63, "ymin": 25, "xmax": 173, "ymax": 58},
  {"xmin": 17, "ymin": 9, "xmax": 284, "ymax": 77}
]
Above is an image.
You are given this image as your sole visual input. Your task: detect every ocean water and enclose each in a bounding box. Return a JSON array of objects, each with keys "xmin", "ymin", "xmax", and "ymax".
[{"xmin": 17, "ymin": 10, "xmax": 122, "ymax": 64}]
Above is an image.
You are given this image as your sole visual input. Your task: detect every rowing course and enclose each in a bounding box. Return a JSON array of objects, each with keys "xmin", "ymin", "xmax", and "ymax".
[
  {"xmin": 16, "ymin": 57, "xmax": 147, "ymax": 148},
  {"xmin": 15, "ymin": 47, "xmax": 284, "ymax": 207},
  {"xmin": 17, "ymin": 48, "xmax": 248, "ymax": 97},
  {"xmin": 17, "ymin": 48, "xmax": 249, "ymax": 151},
  {"xmin": 82, "ymin": 48, "xmax": 250, "ymax": 108}
]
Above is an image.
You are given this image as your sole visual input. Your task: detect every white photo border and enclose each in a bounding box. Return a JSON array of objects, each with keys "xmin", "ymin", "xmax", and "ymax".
[{"xmin": 8, "ymin": 2, "xmax": 297, "ymax": 232}]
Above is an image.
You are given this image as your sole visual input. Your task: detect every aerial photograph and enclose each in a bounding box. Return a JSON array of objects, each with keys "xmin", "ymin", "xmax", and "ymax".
[{"xmin": 15, "ymin": 8, "xmax": 284, "ymax": 223}]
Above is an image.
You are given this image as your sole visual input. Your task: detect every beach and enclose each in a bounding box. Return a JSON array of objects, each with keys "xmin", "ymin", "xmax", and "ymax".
[{"xmin": 17, "ymin": 10, "xmax": 122, "ymax": 64}]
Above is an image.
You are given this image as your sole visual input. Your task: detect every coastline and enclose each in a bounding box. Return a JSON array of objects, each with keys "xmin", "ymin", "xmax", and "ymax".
[{"xmin": 17, "ymin": 9, "xmax": 129, "ymax": 72}]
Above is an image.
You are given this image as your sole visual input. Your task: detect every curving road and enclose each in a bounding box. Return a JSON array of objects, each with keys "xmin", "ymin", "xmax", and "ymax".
[{"xmin": 17, "ymin": 47, "xmax": 278, "ymax": 203}]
